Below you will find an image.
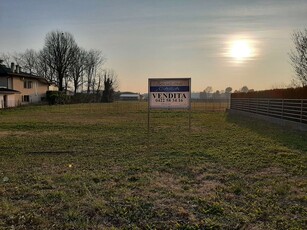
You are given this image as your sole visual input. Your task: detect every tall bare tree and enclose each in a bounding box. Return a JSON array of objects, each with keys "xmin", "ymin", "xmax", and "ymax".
[
  {"xmin": 102, "ymin": 69, "xmax": 118, "ymax": 102},
  {"xmin": 85, "ymin": 49, "xmax": 105, "ymax": 94},
  {"xmin": 35, "ymin": 50, "xmax": 56, "ymax": 83},
  {"xmin": 41, "ymin": 30, "xmax": 78, "ymax": 91},
  {"xmin": 0, "ymin": 53, "xmax": 13, "ymax": 67},
  {"xmin": 0, "ymin": 52, "xmax": 23, "ymax": 69},
  {"xmin": 0, "ymin": 52, "xmax": 22, "ymax": 66},
  {"xmin": 289, "ymin": 29, "xmax": 307, "ymax": 87},
  {"xmin": 1, "ymin": 30, "xmax": 113, "ymax": 96},
  {"xmin": 20, "ymin": 49, "xmax": 38, "ymax": 74},
  {"xmin": 12, "ymin": 52, "xmax": 23, "ymax": 66},
  {"xmin": 92, "ymin": 72, "xmax": 103, "ymax": 95},
  {"xmin": 69, "ymin": 47, "xmax": 87, "ymax": 94}
]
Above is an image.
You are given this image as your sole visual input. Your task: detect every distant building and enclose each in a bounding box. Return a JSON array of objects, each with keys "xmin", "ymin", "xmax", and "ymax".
[
  {"xmin": 48, "ymin": 83, "xmax": 59, "ymax": 91},
  {"xmin": 0, "ymin": 62, "xmax": 52, "ymax": 108},
  {"xmin": 119, "ymin": 93, "xmax": 140, "ymax": 101},
  {"xmin": 191, "ymin": 92, "xmax": 200, "ymax": 100}
]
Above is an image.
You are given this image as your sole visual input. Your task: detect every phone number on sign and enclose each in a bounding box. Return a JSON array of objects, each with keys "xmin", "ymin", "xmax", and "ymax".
[{"xmin": 155, "ymin": 99, "xmax": 184, "ymax": 103}]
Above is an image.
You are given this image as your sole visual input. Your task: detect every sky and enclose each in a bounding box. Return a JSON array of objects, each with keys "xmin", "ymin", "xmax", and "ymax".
[{"xmin": 1, "ymin": 0, "xmax": 307, "ymax": 93}]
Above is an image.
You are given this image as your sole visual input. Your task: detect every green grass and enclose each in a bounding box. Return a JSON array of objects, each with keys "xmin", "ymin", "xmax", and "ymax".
[{"xmin": 0, "ymin": 102, "xmax": 306, "ymax": 229}]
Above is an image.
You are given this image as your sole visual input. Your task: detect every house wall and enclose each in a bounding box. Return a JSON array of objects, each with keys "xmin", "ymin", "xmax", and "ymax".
[
  {"xmin": 0, "ymin": 94, "xmax": 16, "ymax": 108},
  {"xmin": 12, "ymin": 77, "xmax": 48, "ymax": 104},
  {"xmin": 7, "ymin": 95, "xmax": 16, "ymax": 107}
]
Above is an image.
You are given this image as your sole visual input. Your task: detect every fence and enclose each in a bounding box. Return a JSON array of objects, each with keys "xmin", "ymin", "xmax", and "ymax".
[
  {"xmin": 230, "ymin": 98, "xmax": 307, "ymax": 124},
  {"xmin": 0, "ymin": 99, "xmax": 230, "ymax": 112},
  {"xmin": 191, "ymin": 99, "xmax": 229, "ymax": 111}
]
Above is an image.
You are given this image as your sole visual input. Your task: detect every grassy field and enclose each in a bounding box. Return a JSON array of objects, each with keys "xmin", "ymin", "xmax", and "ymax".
[{"xmin": 0, "ymin": 102, "xmax": 306, "ymax": 229}]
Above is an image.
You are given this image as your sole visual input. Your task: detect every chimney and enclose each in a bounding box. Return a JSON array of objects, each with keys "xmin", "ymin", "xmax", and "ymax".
[
  {"xmin": 15, "ymin": 65, "xmax": 19, "ymax": 73},
  {"xmin": 11, "ymin": 62, "xmax": 14, "ymax": 72},
  {"xmin": 19, "ymin": 66, "xmax": 22, "ymax": 73}
]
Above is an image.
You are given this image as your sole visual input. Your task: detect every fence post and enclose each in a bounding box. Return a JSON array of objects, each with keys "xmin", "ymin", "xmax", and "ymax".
[
  {"xmin": 300, "ymin": 99, "xmax": 303, "ymax": 123},
  {"xmin": 281, "ymin": 99, "xmax": 284, "ymax": 119},
  {"xmin": 267, "ymin": 99, "xmax": 270, "ymax": 115}
]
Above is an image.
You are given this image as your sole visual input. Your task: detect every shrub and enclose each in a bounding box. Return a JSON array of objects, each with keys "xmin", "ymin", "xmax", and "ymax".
[{"xmin": 46, "ymin": 91, "xmax": 71, "ymax": 105}]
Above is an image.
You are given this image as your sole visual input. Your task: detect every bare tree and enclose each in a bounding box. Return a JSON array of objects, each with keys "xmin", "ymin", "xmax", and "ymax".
[
  {"xmin": 102, "ymin": 69, "xmax": 118, "ymax": 102},
  {"xmin": 69, "ymin": 47, "xmax": 87, "ymax": 94},
  {"xmin": 93, "ymin": 72, "xmax": 103, "ymax": 95},
  {"xmin": 35, "ymin": 50, "xmax": 56, "ymax": 83},
  {"xmin": 200, "ymin": 86, "xmax": 213, "ymax": 99},
  {"xmin": 205, "ymin": 86, "xmax": 213, "ymax": 94},
  {"xmin": 12, "ymin": 52, "xmax": 23, "ymax": 66},
  {"xmin": 1, "ymin": 30, "xmax": 114, "ymax": 97},
  {"xmin": 289, "ymin": 29, "xmax": 307, "ymax": 87},
  {"xmin": 19, "ymin": 49, "xmax": 38, "ymax": 74},
  {"xmin": 85, "ymin": 49, "xmax": 105, "ymax": 94},
  {"xmin": 0, "ymin": 52, "xmax": 23, "ymax": 68},
  {"xmin": 0, "ymin": 53, "xmax": 13, "ymax": 66},
  {"xmin": 41, "ymin": 30, "xmax": 78, "ymax": 91}
]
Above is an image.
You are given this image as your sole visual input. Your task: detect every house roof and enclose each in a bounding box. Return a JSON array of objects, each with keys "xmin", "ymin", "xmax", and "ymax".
[
  {"xmin": 0, "ymin": 64, "xmax": 49, "ymax": 85},
  {"xmin": 0, "ymin": 88, "xmax": 21, "ymax": 94}
]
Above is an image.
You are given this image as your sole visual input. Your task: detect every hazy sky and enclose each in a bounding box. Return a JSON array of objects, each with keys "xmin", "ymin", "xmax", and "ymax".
[{"xmin": 1, "ymin": 0, "xmax": 307, "ymax": 93}]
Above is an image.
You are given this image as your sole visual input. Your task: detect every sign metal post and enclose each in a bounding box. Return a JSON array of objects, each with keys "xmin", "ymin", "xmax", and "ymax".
[{"xmin": 147, "ymin": 78, "xmax": 191, "ymax": 136}]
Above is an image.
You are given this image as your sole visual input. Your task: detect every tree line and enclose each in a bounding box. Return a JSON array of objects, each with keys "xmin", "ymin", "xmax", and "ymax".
[
  {"xmin": 0, "ymin": 30, "xmax": 117, "ymax": 102},
  {"xmin": 199, "ymin": 86, "xmax": 253, "ymax": 99}
]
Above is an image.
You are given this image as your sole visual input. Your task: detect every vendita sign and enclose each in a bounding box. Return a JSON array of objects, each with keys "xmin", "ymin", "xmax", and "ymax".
[{"xmin": 148, "ymin": 78, "xmax": 191, "ymax": 109}]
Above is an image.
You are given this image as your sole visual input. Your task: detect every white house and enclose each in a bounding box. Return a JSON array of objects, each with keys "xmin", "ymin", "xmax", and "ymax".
[{"xmin": 0, "ymin": 62, "xmax": 51, "ymax": 108}]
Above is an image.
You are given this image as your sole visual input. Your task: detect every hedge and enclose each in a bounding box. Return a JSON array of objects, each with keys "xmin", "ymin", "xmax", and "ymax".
[{"xmin": 232, "ymin": 86, "xmax": 307, "ymax": 99}]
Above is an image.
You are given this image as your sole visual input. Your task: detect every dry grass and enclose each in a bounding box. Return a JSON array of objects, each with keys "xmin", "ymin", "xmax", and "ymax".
[{"xmin": 0, "ymin": 102, "xmax": 306, "ymax": 229}]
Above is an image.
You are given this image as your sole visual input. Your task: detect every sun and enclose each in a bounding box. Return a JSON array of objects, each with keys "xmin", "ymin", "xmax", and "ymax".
[
  {"xmin": 229, "ymin": 39, "xmax": 254, "ymax": 61},
  {"xmin": 231, "ymin": 40, "xmax": 251, "ymax": 59}
]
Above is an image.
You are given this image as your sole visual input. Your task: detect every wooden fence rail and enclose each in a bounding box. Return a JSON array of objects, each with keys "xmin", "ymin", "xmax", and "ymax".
[{"xmin": 230, "ymin": 98, "xmax": 307, "ymax": 124}]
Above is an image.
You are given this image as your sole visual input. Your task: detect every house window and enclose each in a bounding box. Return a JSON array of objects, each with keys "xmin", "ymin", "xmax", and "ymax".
[
  {"xmin": 24, "ymin": 81, "xmax": 32, "ymax": 89},
  {"xmin": 22, "ymin": 95, "xmax": 30, "ymax": 102}
]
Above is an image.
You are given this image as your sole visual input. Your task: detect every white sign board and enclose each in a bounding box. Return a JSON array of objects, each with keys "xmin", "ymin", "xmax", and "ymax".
[{"xmin": 148, "ymin": 78, "xmax": 191, "ymax": 109}]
